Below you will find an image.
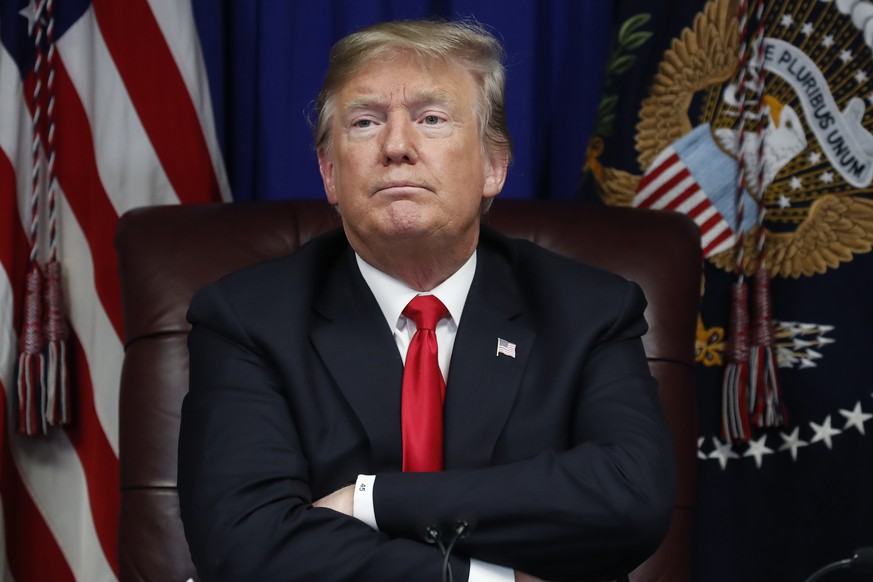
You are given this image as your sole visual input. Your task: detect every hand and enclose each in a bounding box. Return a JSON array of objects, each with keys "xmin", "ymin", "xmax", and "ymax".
[{"xmin": 313, "ymin": 484, "xmax": 355, "ymax": 516}]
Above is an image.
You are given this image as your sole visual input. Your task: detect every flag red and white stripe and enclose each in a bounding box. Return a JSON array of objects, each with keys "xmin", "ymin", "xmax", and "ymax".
[
  {"xmin": 634, "ymin": 145, "xmax": 737, "ymax": 258},
  {"xmin": 1, "ymin": 0, "xmax": 229, "ymax": 579},
  {"xmin": 633, "ymin": 123, "xmax": 759, "ymax": 259}
]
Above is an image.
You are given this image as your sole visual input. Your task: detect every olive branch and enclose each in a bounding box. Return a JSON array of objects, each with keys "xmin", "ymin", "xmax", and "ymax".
[{"xmin": 593, "ymin": 13, "xmax": 653, "ymax": 138}]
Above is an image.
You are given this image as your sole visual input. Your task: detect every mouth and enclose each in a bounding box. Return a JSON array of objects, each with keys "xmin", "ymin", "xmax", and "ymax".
[{"xmin": 374, "ymin": 181, "xmax": 431, "ymax": 197}]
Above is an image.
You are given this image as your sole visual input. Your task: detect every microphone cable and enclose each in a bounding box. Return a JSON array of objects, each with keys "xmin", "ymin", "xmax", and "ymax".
[
  {"xmin": 441, "ymin": 520, "xmax": 473, "ymax": 582},
  {"xmin": 421, "ymin": 520, "xmax": 474, "ymax": 582},
  {"xmin": 421, "ymin": 524, "xmax": 451, "ymax": 582},
  {"xmin": 804, "ymin": 547, "xmax": 873, "ymax": 582}
]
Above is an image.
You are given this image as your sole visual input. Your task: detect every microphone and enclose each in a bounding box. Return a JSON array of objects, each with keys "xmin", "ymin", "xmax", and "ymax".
[
  {"xmin": 420, "ymin": 523, "xmax": 443, "ymax": 546},
  {"xmin": 450, "ymin": 514, "xmax": 477, "ymax": 544},
  {"xmin": 804, "ymin": 547, "xmax": 873, "ymax": 581},
  {"xmin": 852, "ymin": 547, "xmax": 873, "ymax": 572}
]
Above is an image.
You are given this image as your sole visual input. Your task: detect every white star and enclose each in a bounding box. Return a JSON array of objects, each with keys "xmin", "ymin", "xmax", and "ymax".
[
  {"xmin": 743, "ymin": 435, "xmax": 774, "ymax": 468},
  {"xmin": 778, "ymin": 194, "xmax": 792, "ymax": 208},
  {"xmin": 855, "ymin": 70, "xmax": 869, "ymax": 84},
  {"xmin": 821, "ymin": 171, "xmax": 835, "ymax": 184},
  {"xmin": 839, "ymin": 402, "xmax": 872, "ymax": 435},
  {"xmin": 708, "ymin": 436, "xmax": 740, "ymax": 470},
  {"xmin": 779, "ymin": 427, "xmax": 808, "ymax": 461},
  {"xmin": 18, "ymin": 0, "xmax": 41, "ymax": 36},
  {"xmin": 840, "ymin": 49, "xmax": 854, "ymax": 63},
  {"xmin": 781, "ymin": 14, "xmax": 795, "ymax": 27},
  {"xmin": 810, "ymin": 415, "xmax": 842, "ymax": 449},
  {"xmin": 807, "ymin": 151, "xmax": 822, "ymax": 164},
  {"xmin": 789, "ymin": 176, "xmax": 803, "ymax": 190},
  {"xmin": 801, "ymin": 22, "xmax": 815, "ymax": 36},
  {"xmin": 822, "ymin": 35, "xmax": 835, "ymax": 49},
  {"xmin": 697, "ymin": 436, "xmax": 706, "ymax": 460}
]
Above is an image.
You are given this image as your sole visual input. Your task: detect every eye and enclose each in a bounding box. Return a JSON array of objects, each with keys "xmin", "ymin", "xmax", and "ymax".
[
  {"xmin": 422, "ymin": 115, "xmax": 443, "ymax": 125},
  {"xmin": 353, "ymin": 119, "xmax": 373, "ymax": 128}
]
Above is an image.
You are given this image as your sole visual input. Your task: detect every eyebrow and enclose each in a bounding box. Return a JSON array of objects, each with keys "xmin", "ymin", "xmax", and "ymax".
[{"xmin": 342, "ymin": 89, "xmax": 454, "ymax": 115}]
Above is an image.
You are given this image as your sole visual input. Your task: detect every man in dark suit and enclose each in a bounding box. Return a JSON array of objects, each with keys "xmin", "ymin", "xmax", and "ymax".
[{"xmin": 178, "ymin": 19, "xmax": 675, "ymax": 582}]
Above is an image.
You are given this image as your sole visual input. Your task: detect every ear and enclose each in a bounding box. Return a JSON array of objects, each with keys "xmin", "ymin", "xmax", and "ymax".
[
  {"xmin": 482, "ymin": 148, "xmax": 509, "ymax": 200},
  {"xmin": 317, "ymin": 147, "xmax": 338, "ymax": 205}
]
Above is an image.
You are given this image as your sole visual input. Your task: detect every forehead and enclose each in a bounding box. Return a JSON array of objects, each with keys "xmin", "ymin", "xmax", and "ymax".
[{"xmin": 334, "ymin": 51, "xmax": 479, "ymax": 108}]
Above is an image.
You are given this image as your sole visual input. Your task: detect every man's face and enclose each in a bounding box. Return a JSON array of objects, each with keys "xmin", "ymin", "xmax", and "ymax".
[{"xmin": 317, "ymin": 52, "xmax": 507, "ymax": 258}]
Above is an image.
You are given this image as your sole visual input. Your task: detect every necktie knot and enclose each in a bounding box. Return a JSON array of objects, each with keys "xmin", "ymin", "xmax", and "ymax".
[{"xmin": 403, "ymin": 295, "xmax": 448, "ymax": 331}]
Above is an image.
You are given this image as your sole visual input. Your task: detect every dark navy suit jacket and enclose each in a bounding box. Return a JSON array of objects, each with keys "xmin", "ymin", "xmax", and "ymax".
[{"xmin": 178, "ymin": 226, "xmax": 675, "ymax": 581}]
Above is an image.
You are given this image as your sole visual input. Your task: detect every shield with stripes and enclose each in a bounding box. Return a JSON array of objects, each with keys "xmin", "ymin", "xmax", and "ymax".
[{"xmin": 633, "ymin": 123, "xmax": 757, "ymax": 257}]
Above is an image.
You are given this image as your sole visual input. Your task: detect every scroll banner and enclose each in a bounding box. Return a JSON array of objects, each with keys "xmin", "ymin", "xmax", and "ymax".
[{"xmin": 763, "ymin": 37, "xmax": 873, "ymax": 188}]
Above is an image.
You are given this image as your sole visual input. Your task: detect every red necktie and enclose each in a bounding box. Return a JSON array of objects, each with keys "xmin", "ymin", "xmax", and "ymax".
[{"xmin": 401, "ymin": 295, "xmax": 449, "ymax": 472}]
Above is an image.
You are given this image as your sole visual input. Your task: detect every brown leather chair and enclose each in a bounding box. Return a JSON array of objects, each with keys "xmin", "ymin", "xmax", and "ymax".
[{"xmin": 115, "ymin": 199, "xmax": 700, "ymax": 582}]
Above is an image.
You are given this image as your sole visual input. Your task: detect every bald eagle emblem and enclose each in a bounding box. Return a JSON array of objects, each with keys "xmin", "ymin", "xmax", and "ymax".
[{"xmin": 595, "ymin": 0, "xmax": 873, "ymax": 278}]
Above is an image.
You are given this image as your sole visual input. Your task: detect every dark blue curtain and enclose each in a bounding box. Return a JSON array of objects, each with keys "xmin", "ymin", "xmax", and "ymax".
[{"xmin": 191, "ymin": 1, "xmax": 613, "ymax": 203}]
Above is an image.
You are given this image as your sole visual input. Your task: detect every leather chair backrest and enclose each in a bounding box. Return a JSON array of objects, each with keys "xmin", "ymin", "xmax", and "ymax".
[{"xmin": 115, "ymin": 199, "xmax": 700, "ymax": 582}]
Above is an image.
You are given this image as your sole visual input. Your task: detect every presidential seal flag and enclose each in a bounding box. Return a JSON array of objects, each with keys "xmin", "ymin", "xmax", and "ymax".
[
  {"xmin": 0, "ymin": 0, "xmax": 229, "ymax": 579},
  {"xmin": 584, "ymin": 0, "xmax": 873, "ymax": 580}
]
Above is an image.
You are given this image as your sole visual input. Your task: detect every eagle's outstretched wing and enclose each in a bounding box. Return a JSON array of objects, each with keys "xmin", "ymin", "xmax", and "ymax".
[
  {"xmin": 635, "ymin": 0, "xmax": 739, "ymax": 170},
  {"xmin": 708, "ymin": 195, "xmax": 873, "ymax": 277}
]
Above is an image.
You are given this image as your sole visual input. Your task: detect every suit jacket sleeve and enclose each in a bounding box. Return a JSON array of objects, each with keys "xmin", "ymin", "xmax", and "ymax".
[
  {"xmin": 178, "ymin": 282, "xmax": 470, "ymax": 581},
  {"xmin": 373, "ymin": 279, "xmax": 676, "ymax": 581}
]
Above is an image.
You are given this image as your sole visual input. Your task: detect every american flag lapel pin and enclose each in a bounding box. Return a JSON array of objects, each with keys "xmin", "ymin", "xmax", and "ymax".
[{"xmin": 496, "ymin": 338, "xmax": 516, "ymax": 358}]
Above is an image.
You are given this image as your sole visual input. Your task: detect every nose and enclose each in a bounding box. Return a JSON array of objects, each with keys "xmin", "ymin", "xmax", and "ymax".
[{"xmin": 380, "ymin": 115, "xmax": 418, "ymax": 165}]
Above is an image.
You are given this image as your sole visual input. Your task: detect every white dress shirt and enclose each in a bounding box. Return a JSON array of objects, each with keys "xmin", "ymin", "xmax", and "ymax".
[{"xmin": 351, "ymin": 252, "xmax": 514, "ymax": 582}]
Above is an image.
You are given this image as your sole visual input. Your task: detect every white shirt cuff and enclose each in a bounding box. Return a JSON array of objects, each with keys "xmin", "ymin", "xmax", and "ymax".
[
  {"xmin": 352, "ymin": 474, "xmax": 378, "ymax": 530},
  {"xmin": 352, "ymin": 475, "xmax": 511, "ymax": 581},
  {"xmin": 469, "ymin": 559, "xmax": 515, "ymax": 581}
]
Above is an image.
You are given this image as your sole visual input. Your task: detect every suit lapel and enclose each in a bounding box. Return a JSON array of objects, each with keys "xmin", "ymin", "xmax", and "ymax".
[
  {"xmin": 310, "ymin": 249, "xmax": 404, "ymax": 468},
  {"xmin": 444, "ymin": 235, "xmax": 535, "ymax": 469},
  {"xmin": 309, "ymin": 232, "xmax": 534, "ymax": 471}
]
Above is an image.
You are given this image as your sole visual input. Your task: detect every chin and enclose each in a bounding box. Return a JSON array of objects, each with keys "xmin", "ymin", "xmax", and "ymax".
[
  {"xmin": 379, "ymin": 205, "xmax": 436, "ymax": 237},
  {"xmin": 382, "ymin": 222, "xmax": 434, "ymax": 240}
]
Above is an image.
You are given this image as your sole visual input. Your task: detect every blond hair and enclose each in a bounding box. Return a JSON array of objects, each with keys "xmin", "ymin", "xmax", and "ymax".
[{"xmin": 313, "ymin": 19, "xmax": 512, "ymax": 162}]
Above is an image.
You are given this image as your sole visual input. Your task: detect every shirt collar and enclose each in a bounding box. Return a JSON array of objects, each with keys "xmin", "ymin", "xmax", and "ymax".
[{"xmin": 355, "ymin": 251, "xmax": 477, "ymax": 331}]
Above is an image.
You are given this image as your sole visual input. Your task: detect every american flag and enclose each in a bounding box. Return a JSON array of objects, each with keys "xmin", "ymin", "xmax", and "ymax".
[
  {"xmin": 496, "ymin": 338, "xmax": 516, "ymax": 358},
  {"xmin": 0, "ymin": 0, "xmax": 228, "ymax": 579}
]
